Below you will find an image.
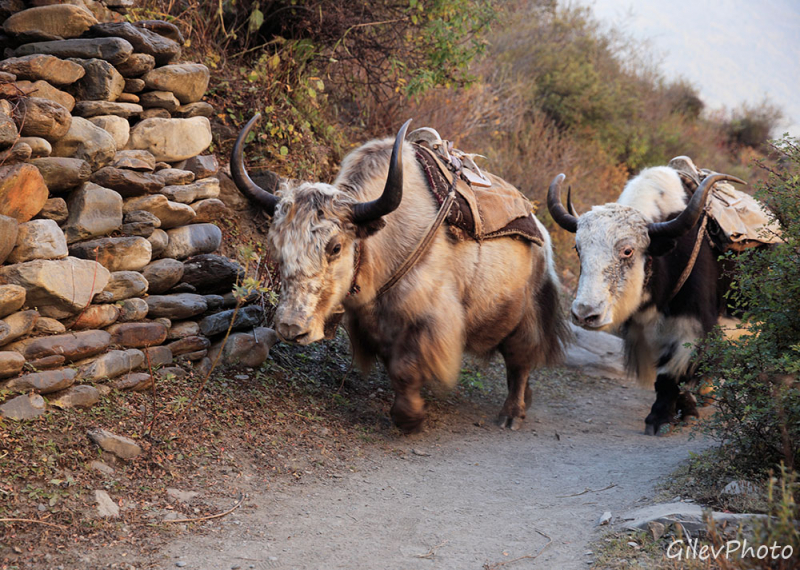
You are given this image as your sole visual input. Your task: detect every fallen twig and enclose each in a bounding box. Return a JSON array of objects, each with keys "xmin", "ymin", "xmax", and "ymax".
[
  {"xmin": 483, "ymin": 529, "xmax": 552, "ymax": 569},
  {"xmin": 0, "ymin": 517, "xmax": 66, "ymax": 530},
  {"xmin": 555, "ymin": 482, "xmax": 616, "ymax": 498},
  {"xmin": 163, "ymin": 493, "xmax": 245, "ymax": 524},
  {"xmin": 415, "ymin": 539, "xmax": 449, "ymax": 559}
]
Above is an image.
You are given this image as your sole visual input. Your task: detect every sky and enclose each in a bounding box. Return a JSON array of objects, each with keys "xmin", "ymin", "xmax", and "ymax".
[{"xmin": 577, "ymin": 0, "xmax": 800, "ymax": 137}]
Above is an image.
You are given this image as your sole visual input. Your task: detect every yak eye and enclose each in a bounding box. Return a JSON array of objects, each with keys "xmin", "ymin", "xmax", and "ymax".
[
  {"xmin": 326, "ymin": 239, "xmax": 342, "ymax": 257},
  {"xmin": 620, "ymin": 246, "xmax": 634, "ymax": 259}
]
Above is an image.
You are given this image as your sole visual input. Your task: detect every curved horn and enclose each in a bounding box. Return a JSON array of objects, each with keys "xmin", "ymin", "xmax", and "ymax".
[
  {"xmin": 566, "ymin": 186, "xmax": 580, "ymax": 217},
  {"xmin": 648, "ymin": 173, "xmax": 746, "ymax": 239},
  {"xmin": 351, "ymin": 119, "xmax": 412, "ymax": 224},
  {"xmin": 547, "ymin": 173, "xmax": 578, "ymax": 233},
  {"xmin": 231, "ymin": 114, "xmax": 279, "ymax": 216}
]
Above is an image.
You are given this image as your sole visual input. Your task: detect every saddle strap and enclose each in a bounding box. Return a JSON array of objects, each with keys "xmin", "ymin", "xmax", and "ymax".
[{"xmin": 669, "ymin": 214, "xmax": 708, "ymax": 301}]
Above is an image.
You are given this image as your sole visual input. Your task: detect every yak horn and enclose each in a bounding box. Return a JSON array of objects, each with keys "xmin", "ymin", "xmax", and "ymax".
[
  {"xmin": 231, "ymin": 114, "xmax": 279, "ymax": 216},
  {"xmin": 566, "ymin": 186, "xmax": 580, "ymax": 217},
  {"xmin": 648, "ymin": 173, "xmax": 746, "ymax": 239},
  {"xmin": 351, "ymin": 119, "xmax": 412, "ymax": 224},
  {"xmin": 547, "ymin": 173, "xmax": 578, "ymax": 233}
]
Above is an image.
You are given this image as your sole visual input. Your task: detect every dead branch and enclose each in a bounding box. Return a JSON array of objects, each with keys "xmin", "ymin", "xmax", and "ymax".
[
  {"xmin": 0, "ymin": 517, "xmax": 67, "ymax": 530},
  {"xmin": 162, "ymin": 493, "xmax": 245, "ymax": 524},
  {"xmin": 555, "ymin": 482, "xmax": 617, "ymax": 498},
  {"xmin": 415, "ymin": 539, "xmax": 449, "ymax": 559},
  {"xmin": 482, "ymin": 529, "xmax": 552, "ymax": 569}
]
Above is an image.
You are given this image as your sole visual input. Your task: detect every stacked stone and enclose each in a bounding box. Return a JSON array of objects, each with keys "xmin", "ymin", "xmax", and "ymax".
[{"xmin": 0, "ymin": 1, "xmax": 276, "ymax": 422}]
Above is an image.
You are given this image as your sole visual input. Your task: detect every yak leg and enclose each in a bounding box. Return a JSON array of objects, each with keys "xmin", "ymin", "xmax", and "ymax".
[
  {"xmin": 645, "ymin": 373, "xmax": 680, "ymax": 435},
  {"xmin": 676, "ymin": 390, "xmax": 699, "ymax": 421},
  {"xmin": 497, "ymin": 338, "xmax": 534, "ymax": 431}
]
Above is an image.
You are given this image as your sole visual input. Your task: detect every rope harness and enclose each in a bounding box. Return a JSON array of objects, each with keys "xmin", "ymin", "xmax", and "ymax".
[{"xmin": 668, "ymin": 214, "xmax": 709, "ymax": 301}]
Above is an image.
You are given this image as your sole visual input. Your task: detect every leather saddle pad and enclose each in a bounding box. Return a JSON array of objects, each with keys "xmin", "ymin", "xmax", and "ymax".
[{"xmin": 414, "ymin": 144, "xmax": 543, "ymax": 246}]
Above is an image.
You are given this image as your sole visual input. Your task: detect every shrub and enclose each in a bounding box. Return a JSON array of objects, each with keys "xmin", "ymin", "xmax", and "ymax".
[{"xmin": 727, "ymin": 100, "xmax": 785, "ymax": 149}]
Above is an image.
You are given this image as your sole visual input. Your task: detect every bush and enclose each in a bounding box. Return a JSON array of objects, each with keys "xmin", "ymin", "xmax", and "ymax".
[
  {"xmin": 727, "ymin": 100, "xmax": 784, "ymax": 149},
  {"xmin": 697, "ymin": 136, "xmax": 800, "ymax": 475}
]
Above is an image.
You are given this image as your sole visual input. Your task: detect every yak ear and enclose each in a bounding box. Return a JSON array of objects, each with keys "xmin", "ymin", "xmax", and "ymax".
[
  {"xmin": 353, "ymin": 217, "xmax": 386, "ymax": 239},
  {"xmin": 647, "ymin": 236, "xmax": 677, "ymax": 257}
]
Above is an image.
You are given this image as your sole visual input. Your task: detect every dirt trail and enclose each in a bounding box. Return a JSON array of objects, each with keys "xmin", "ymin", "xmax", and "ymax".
[{"xmin": 160, "ymin": 336, "xmax": 710, "ymax": 570}]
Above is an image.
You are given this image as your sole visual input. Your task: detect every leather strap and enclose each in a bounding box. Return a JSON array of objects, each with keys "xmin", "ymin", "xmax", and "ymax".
[{"xmin": 669, "ymin": 214, "xmax": 708, "ymax": 300}]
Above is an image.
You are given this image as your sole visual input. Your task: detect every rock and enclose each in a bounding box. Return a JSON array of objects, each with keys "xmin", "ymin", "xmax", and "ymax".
[
  {"xmin": 139, "ymin": 107, "xmax": 170, "ymax": 120},
  {"xmin": 15, "ymin": 97, "xmax": 71, "ymax": 141},
  {"xmin": 90, "ymin": 166, "xmax": 162, "ymax": 198},
  {"xmin": 30, "ymin": 157, "xmax": 91, "ymax": 192},
  {"xmin": 124, "ymin": 209, "xmax": 161, "ymax": 227},
  {"xmin": 63, "ymin": 182, "xmax": 123, "ymax": 243},
  {"xmin": 76, "ymin": 348, "xmax": 143, "ymax": 381},
  {"xmin": 0, "ymin": 393, "xmax": 45, "ymax": 420},
  {"xmin": 167, "ymin": 320, "xmax": 199, "ymax": 340},
  {"xmin": 620, "ymin": 502, "xmax": 766, "ymax": 539},
  {"xmin": 166, "ymin": 335, "xmax": 210, "ymax": 356},
  {"xmin": 110, "ymin": 371, "xmax": 152, "ymax": 391},
  {"xmin": 33, "ymin": 316, "xmax": 64, "ymax": 334},
  {"xmin": 114, "ymin": 53, "xmax": 155, "ymax": 78},
  {"xmin": 647, "ymin": 521, "xmax": 666, "ymax": 541},
  {"xmin": 190, "ymin": 198, "xmax": 227, "ymax": 224},
  {"xmin": 721, "ymin": 480, "xmax": 760, "ymax": 496},
  {"xmin": 135, "ymin": 20, "xmax": 184, "ymax": 44},
  {"xmin": 8, "ymin": 329, "xmax": 110, "ymax": 362},
  {"xmin": 158, "ymin": 365, "xmax": 186, "ymax": 380},
  {"xmin": 154, "ymin": 317, "xmax": 172, "ymax": 330},
  {"xmin": 87, "ymin": 115, "xmax": 129, "ymax": 149},
  {"xmin": 146, "ymin": 293, "xmax": 207, "ymax": 320},
  {"xmin": 3, "ymin": 4, "xmax": 97, "ymax": 40},
  {"xmin": 73, "ymin": 100, "xmax": 142, "ymax": 118},
  {"xmin": 209, "ymin": 327, "xmax": 278, "ymax": 368},
  {"xmin": 142, "ymin": 345, "xmax": 172, "ymax": 366},
  {"xmin": 123, "ymin": 194, "xmax": 195, "ymax": 229},
  {"xmin": 110, "ymin": 149, "xmax": 155, "ymax": 171},
  {"xmin": 139, "ymin": 90, "xmax": 180, "ymax": 111},
  {"xmin": 174, "ymin": 102, "xmax": 214, "ymax": 118},
  {"xmin": 163, "ymin": 224, "xmax": 222, "ymax": 260},
  {"xmin": 0, "ymin": 285, "xmax": 25, "ymax": 318},
  {"xmin": 27, "ymin": 354, "xmax": 65, "ymax": 369},
  {"xmin": 48, "ymin": 384, "xmax": 100, "ymax": 408},
  {"xmin": 142, "ymin": 258, "xmax": 184, "ymax": 294},
  {"xmin": 0, "ymin": 54, "xmax": 84, "ymax": 85},
  {"xmin": 118, "ymin": 94, "xmax": 140, "ymax": 104},
  {"xmin": 89, "ymin": 21, "xmax": 180, "ymax": 66},
  {"xmin": 69, "ymin": 236, "xmax": 152, "ymax": 272},
  {"xmin": 147, "ymin": 228, "xmax": 168, "ymax": 259},
  {"xmin": 124, "ymin": 78, "xmax": 144, "ymax": 93},
  {"xmin": 156, "ymin": 168, "xmax": 194, "ymax": 185},
  {"xmin": 0, "ymin": 309, "xmax": 38, "ymax": 346},
  {"xmin": 107, "ymin": 322, "xmax": 167, "ymax": 348},
  {"xmin": 70, "ymin": 58, "xmax": 124, "ymax": 101},
  {"xmin": 161, "ymin": 177, "xmax": 219, "ymax": 204},
  {"xmin": 16, "ymin": 79, "xmax": 74, "ymax": 112},
  {"xmin": 34, "ymin": 197, "xmax": 68, "ymax": 224},
  {"xmin": 17, "ymin": 136, "xmax": 52, "ymax": 157},
  {"xmin": 203, "ymin": 294, "xmax": 224, "ymax": 311},
  {"xmin": 0, "ymin": 350, "xmax": 25, "ymax": 378},
  {"xmin": 143, "ymin": 63, "xmax": 209, "ymax": 104},
  {"xmin": 51, "ymin": 116, "xmax": 116, "ymax": 170},
  {"xmin": 127, "ymin": 117, "xmax": 212, "ymax": 162},
  {"xmin": 117, "ymin": 297, "xmax": 148, "ymax": 322},
  {"xmin": 199, "ymin": 305, "xmax": 263, "ymax": 337},
  {"xmin": 89, "ymin": 460, "xmax": 114, "ymax": 475},
  {"xmin": 565, "ymin": 322, "xmax": 627, "ymax": 379},
  {"xmin": 0, "ymin": 110, "xmax": 17, "ymax": 148},
  {"xmin": 178, "ymin": 155, "xmax": 219, "ymax": 178},
  {"xmin": 4, "ymin": 368, "xmax": 76, "ymax": 394},
  {"xmin": 597, "ymin": 511, "xmax": 612, "ymax": 526},
  {"xmin": 0, "ymin": 257, "xmax": 110, "ymax": 318},
  {"xmin": 65, "ymin": 303, "xmax": 119, "ymax": 330},
  {"xmin": 7, "ymin": 219, "xmax": 67, "ymax": 263},
  {"xmin": 14, "ymin": 38, "xmax": 134, "ymax": 65},
  {"xmin": 88, "ymin": 428, "xmax": 141, "ymax": 459},
  {"xmin": 0, "ymin": 215, "xmax": 18, "ymax": 264},
  {"xmin": 179, "ymin": 349, "xmax": 207, "ymax": 361},
  {"xmin": 0, "ymin": 164, "xmax": 49, "ymax": 223},
  {"xmin": 181, "ymin": 254, "xmax": 243, "ymax": 294},
  {"xmin": 0, "ymin": 142, "xmax": 32, "ymax": 164}
]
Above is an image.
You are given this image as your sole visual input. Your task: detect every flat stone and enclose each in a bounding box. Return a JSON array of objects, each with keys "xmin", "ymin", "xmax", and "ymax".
[
  {"xmin": 27, "ymin": 354, "xmax": 65, "ymax": 369},
  {"xmin": 158, "ymin": 365, "xmax": 186, "ymax": 380},
  {"xmin": 89, "ymin": 460, "xmax": 114, "ymax": 475},
  {"xmin": 16, "ymin": 79, "xmax": 74, "ymax": 112},
  {"xmin": 155, "ymin": 168, "xmax": 194, "ymax": 185},
  {"xmin": 124, "ymin": 78, "xmax": 145, "ymax": 93},
  {"xmin": 51, "ymin": 116, "xmax": 116, "ymax": 170},
  {"xmin": 4, "ymin": 367, "xmax": 76, "ymax": 394},
  {"xmin": 0, "ymin": 393, "xmax": 45, "ymax": 420},
  {"xmin": 139, "ymin": 108, "xmax": 169, "ymax": 120},
  {"xmin": 0, "ymin": 163, "xmax": 48, "ymax": 223},
  {"xmin": 94, "ymin": 489, "xmax": 119, "ymax": 517},
  {"xmin": 141, "ymin": 345, "xmax": 172, "ymax": 366},
  {"xmin": 117, "ymin": 297, "xmax": 148, "ymax": 322},
  {"xmin": 148, "ymin": 228, "xmax": 168, "ymax": 258},
  {"xmin": 48, "ymin": 384, "xmax": 100, "ymax": 408},
  {"xmin": 15, "ymin": 96, "xmax": 71, "ymax": 141},
  {"xmin": 63, "ymin": 182, "xmax": 123, "ymax": 243},
  {"xmin": 73, "ymin": 100, "xmax": 142, "ymax": 118},
  {"xmin": 181, "ymin": 254, "xmax": 242, "ymax": 294},
  {"xmin": 135, "ymin": 20, "xmax": 184, "ymax": 44},
  {"xmin": 89, "ymin": 21, "xmax": 180, "ymax": 66},
  {"xmin": 163, "ymin": 224, "xmax": 221, "ymax": 260},
  {"xmin": 7, "ymin": 329, "xmax": 110, "ymax": 362},
  {"xmin": 70, "ymin": 58, "xmax": 124, "ymax": 101},
  {"xmin": 722, "ymin": 480, "xmax": 760, "ymax": 496},
  {"xmin": 209, "ymin": 327, "xmax": 278, "ymax": 368},
  {"xmin": 106, "ymin": 322, "xmax": 167, "ymax": 348},
  {"xmin": 17, "ymin": 135, "xmax": 52, "ymax": 157},
  {"xmin": 65, "ymin": 303, "xmax": 119, "ymax": 330},
  {"xmin": 174, "ymin": 102, "xmax": 214, "ymax": 118},
  {"xmin": 142, "ymin": 258, "xmax": 184, "ymax": 294},
  {"xmin": 76, "ymin": 348, "xmax": 143, "ymax": 381},
  {"xmin": 123, "ymin": 194, "xmax": 195, "ymax": 229},
  {"xmin": 161, "ymin": 177, "xmax": 219, "ymax": 204},
  {"xmin": 69, "ymin": 236, "xmax": 151, "ymax": 272},
  {"xmin": 34, "ymin": 197, "xmax": 67, "ymax": 224},
  {"xmin": 203, "ymin": 294, "xmax": 224, "ymax": 311},
  {"xmin": 178, "ymin": 155, "xmax": 219, "ymax": 179},
  {"xmin": 216, "ymin": 172, "xmax": 250, "ymax": 212},
  {"xmin": 30, "ymin": 157, "xmax": 91, "ymax": 192},
  {"xmin": 565, "ymin": 323, "xmax": 627, "ymax": 379},
  {"xmin": 620, "ymin": 502, "xmax": 766, "ymax": 538},
  {"xmin": 114, "ymin": 53, "xmax": 155, "ymax": 78},
  {"xmin": 190, "ymin": 198, "xmax": 227, "ymax": 224},
  {"xmin": 13, "ymin": 38, "xmax": 134, "ymax": 66},
  {"xmin": 146, "ymin": 293, "xmax": 207, "ymax": 320},
  {"xmin": 7, "ymin": 219, "xmax": 67, "ymax": 263},
  {"xmin": 127, "ymin": 117, "xmax": 212, "ymax": 162},
  {"xmin": 123, "ymin": 209, "xmax": 160, "ymax": 227},
  {"xmin": 166, "ymin": 335, "xmax": 210, "ymax": 356},
  {"xmin": 90, "ymin": 166, "xmax": 162, "ymax": 198},
  {"xmin": 0, "ymin": 142, "xmax": 32, "ymax": 165},
  {"xmin": 199, "ymin": 305, "xmax": 263, "ymax": 337},
  {"xmin": 179, "ymin": 348, "xmax": 207, "ymax": 361},
  {"xmin": 87, "ymin": 115, "xmax": 129, "ymax": 149},
  {"xmin": 88, "ymin": 427, "xmax": 141, "ymax": 459},
  {"xmin": 0, "ymin": 309, "xmax": 39, "ymax": 346},
  {"xmin": 110, "ymin": 149, "xmax": 155, "ymax": 171},
  {"xmin": 0, "ymin": 54, "xmax": 85, "ymax": 85},
  {"xmin": 154, "ymin": 317, "xmax": 171, "ymax": 330},
  {"xmin": 33, "ymin": 316, "xmax": 64, "ymax": 334},
  {"xmin": 143, "ymin": 63, "xmax": 208, "ymax": 104},
  {"xmin": 0, "ymin": 112, "xmax": 19, "ymax": 149},
  {"xmin": 139, "ymin": 90, "xmax": 179, "ymax": 111},
  {"xmin": 0, "ymin": 350, "xmax": 25, "ymax": 378},
  {"xmin": 110, "ymin": 371, "xmax": 152, "ymax": 391},
  {"xmin": 0, "ymin": 285, "xmax": 26, "ymax": 319},
  {"xmin": 3, "ymin": 4, "xmax": 97, "ymax": 40},
  {"xmin": 0, "ymin": 214, "xmax": 18, "ymax": 264},
  {"xmin": 167, "ymin": 320, "xmax": 199, "ymax": 340}
]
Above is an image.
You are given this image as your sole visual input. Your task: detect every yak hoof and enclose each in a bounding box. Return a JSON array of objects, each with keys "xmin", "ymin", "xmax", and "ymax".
[
  {"xmin": 497, "ymin": 415, "xmax": 524, "ymax": 431},
  {"xmin": 390, "ymin": 400, "xmax": 426, "ymax": 434}
]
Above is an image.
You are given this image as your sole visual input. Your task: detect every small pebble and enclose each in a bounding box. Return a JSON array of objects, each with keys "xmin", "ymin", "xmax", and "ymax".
[{"xmin": 176, "ymin": 562, "xmax": 187, "ymax": 568}]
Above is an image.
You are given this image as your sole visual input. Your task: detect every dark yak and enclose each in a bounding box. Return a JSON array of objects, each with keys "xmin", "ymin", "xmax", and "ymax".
[{"xmin": 231, "ymin": 115, "xmax": 569, "ymax": 432}]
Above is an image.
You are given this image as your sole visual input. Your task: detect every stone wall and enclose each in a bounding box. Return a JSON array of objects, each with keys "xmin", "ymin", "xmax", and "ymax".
[{"xmin": 0, "ymin": 0, "xmax": 276, "ymax": 421}]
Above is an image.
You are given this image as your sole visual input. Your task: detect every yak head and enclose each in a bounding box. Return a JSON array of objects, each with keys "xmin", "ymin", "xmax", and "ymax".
[
  {"xmin": 231, "ymin": 115, "xmax": 411, "ymax": 345},
  {"xmin": 546, "ymin": 170, "xmax": 743, "ymax": 331}
]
